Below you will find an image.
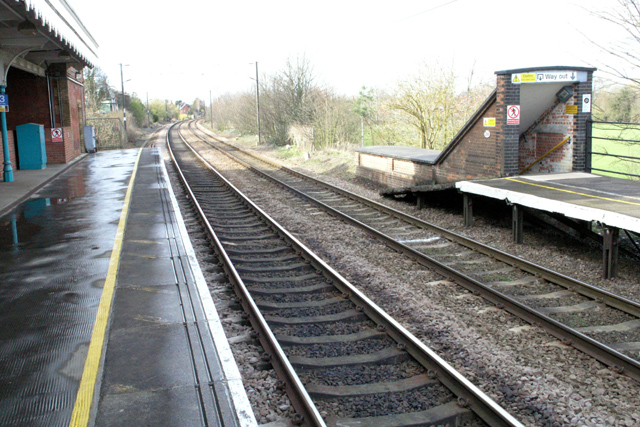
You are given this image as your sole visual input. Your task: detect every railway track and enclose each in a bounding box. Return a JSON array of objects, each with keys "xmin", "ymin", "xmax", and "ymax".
[
  {"xmin": 181, "ymin": 119, "xmax": 640, "ymax": 383},
  {"xmin": 166, "ymin": 122, "xmax": 523, "ymax": 427}
]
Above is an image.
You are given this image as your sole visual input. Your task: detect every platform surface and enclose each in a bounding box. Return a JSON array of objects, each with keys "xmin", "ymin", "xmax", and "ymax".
[
  {"xmin": 0, "ymin": 150, "xmax": 138, "ymax": 426},
  {"xmin": 0, "ymin": 155, "xmax": 87, "ymax": 215},
  {"xmin": 456, "ymin": 172, "xmax": 640, "ymax": 233},
  {"xmin": 355, "ymin": 145, "xmax": 441, "ymax": 164},
  {"xmin": 0, "ymin": 147, "xmax": 255, "ymax": 427}
]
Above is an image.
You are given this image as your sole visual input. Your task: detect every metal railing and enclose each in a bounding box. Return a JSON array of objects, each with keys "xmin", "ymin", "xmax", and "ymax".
[
  {"xmin": 587, "ymin": 120, "xmax": 640, "ymax": 179},
  {"xmin": 86, "ymin": 117, "xmax": 125, "ymax": 150}
]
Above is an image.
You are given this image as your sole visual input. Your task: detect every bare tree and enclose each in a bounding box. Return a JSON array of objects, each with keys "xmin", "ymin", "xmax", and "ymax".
[
  {"xmin": 588, "ymin": 0, "xmax": 640, "ymax": 85},
  {"xmin": 84, "ymin": 67, "xmax": 112, "ymax": 114},
  {"xmin": 389, "ymin": 62, "xmax": 457, "ymax": 149},
  {"xmin": 282, "ymin": 54, "xmax": 316, "ymax": 125}
]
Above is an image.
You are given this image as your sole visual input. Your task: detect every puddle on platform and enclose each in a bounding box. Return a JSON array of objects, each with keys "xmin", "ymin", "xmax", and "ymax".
[
  {"xmin": 0, "ymin": 197, "xmax": 77, "ymax": 248},
  {"xmin": 58, "ymin": 342, "xmax": 89, "ymax": 381}
]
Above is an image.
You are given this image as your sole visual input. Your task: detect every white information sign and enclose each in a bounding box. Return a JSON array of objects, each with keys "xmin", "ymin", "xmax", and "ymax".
[{"xmin": 582, "ymin": 94, "xmax": 592, "ymax": 113}]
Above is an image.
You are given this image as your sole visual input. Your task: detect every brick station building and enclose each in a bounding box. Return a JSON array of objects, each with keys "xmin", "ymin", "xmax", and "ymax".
[
  {"xmin": 354, "ymin": 66, "xmax": 596, "ymax": 189},
  {"xmin": 1, "ymin": 0, "xmax": 97, "ymax": 179}
]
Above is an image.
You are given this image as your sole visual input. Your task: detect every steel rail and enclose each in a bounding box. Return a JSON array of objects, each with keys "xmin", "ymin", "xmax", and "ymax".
[
  {"xmin": 188, "ymin": 120, "xmax": 640, "ymax": 382},
  {"xmin": 173, "ymin": 121, "xmax": 524, "ymax": 427},
  {"xmin": 167, "ymin": 123, "xmax": 325, "ymax": 427},
  {"xmin": 191, "ymin": 121, "xmax": 640, "ymax": 318}
]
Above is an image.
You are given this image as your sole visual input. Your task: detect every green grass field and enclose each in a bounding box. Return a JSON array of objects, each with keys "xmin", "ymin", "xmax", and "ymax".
[{"xmin": 591, "ymin": 123, "xmax": 640, "ymax": 180}]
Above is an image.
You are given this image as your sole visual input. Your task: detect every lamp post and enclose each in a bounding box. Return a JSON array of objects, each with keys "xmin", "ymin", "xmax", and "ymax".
[
  {"xmin": 1, "ymin": 85, "xmax": 12, "ymax": 182},
  {"xmin": 0, "ymin": 48, "xmax": 33, "ymax": 182}
]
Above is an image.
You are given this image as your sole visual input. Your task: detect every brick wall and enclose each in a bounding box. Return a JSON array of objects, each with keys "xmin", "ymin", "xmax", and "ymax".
[
  {"xmin": 572, "ymin": 73, "xmax": 593, "ymax": 171},
  {"xmin": 434, "ymin": 99, "xmax": 501, "ymax": 182},
  {"xmin": 357, "ymin": 152, "xmax": 434, "ymax": 187},
  {"xmin": 356, "ymin": 165, "xmax": 419, "ymax": 188},
  {"xmin": 519, "ymin": 101, "xmax": 574, "ymax": 174},
  {"xmin": 44, "ymin": 127, "xmax": 74, "ymax": 164},
  {"xmin": 496, "ymin": 74, "xmax": 521, "ymax": 176},
  {"xmin": 5, "ymin": 65, "xmax": 85, "ymax": 165}
]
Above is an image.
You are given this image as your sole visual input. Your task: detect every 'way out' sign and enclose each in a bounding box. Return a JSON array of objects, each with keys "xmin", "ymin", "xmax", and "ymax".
[{"xmin": 512, "ymin": 70, "xmax": 586, "ymax": 84}]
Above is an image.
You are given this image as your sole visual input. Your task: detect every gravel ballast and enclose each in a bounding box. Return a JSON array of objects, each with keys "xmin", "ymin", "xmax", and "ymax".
[{"xmin": 171, "ymin": 132, "xmax": 640, "ymax": 427}]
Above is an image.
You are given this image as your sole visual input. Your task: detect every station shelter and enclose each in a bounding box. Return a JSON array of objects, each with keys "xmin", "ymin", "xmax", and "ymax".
[
  {"xmin": 0, "ymin": 0, "xmax": 97, "ymax": 182},
  {"xmin": 354, "ymin": 66, "xmax": 595, "ymax": 189},
  {"xmin": 354, "ymin": 66, "xmax": 640, "ymax": 278}
]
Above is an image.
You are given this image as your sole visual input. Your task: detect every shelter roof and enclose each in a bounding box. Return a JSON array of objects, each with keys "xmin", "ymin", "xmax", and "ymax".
[{"xmin": 0, "ymin": 0, "xmax": 98, "ymax": 77}]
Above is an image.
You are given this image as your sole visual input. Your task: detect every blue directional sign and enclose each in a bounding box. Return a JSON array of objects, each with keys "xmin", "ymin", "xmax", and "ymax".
[{"xmin": 0, "ymin": 94, "xmax": 8, "ymax": 106}]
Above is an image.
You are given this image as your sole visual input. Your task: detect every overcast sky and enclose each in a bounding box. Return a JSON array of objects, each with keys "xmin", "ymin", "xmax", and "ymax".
[{"xmin": 72, "ymin": 0, "xmax": 625, "ymax": 103}]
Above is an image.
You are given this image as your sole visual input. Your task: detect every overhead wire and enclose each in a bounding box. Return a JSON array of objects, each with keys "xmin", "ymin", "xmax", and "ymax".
[{"xmin": 397, "ymin": 0, "xmax": 460, "ymax": 22}]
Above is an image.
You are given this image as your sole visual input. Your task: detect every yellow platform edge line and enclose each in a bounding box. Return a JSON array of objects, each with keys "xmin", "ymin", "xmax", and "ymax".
[
  {"xmin": 68, "ymin": 148, "xmax": 144, "ymax": 427},
  {"xmin": 505, "ymin": 177, "xmax": 640, "ymax": 207}
]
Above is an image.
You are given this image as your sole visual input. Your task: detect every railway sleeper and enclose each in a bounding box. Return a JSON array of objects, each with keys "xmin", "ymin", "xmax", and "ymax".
[
  {"xmin": 444, "ymin": 258, "xmax": 491, "ymax": 266},
  {"xmin": 242, "ymin": 272, "xmax": 320, "ymax": 283},
  {"xmin": 229, "ymin": 253, "xmax": 300, "ymax": 263},
  {"xmin": 198, "ymin": 195, "xmax": 238, "ymax": 203},
  {"xmin": 487, "ymin": 276, "xmax": 539, "ymax": 286},
  {"xmin": 576, "ymin": 319, "xmax": 640, "ymax": 333},
  {"xmin": 224, "ymin": 245, "xmax": 292, "ymax": 255},
  {"xmin": 307, "ymin": 374, "xmax": 437, "ymax": 398},
  {"xmin": 213, "ymin": 222, "xmax": 267, "ymax": 230},
  {"xmin": 517, "ymin": 290, "xmax": 573, "ymax": 300},
  {"xmin": 248, "ymin": 282, "xmax": 333, "ymax": 295},
  {"xmin": 257, "ymin": 296, "xmax": 345, "ymax": 310},
  {"xmin": 290, "ymin": 347, "xmax": 409, "ymax": 369},
  {"xmin": 407, "ymin": 241, "xmax": 452, "ymax": 249},
  {"xmin": 538, "ymin": 300, "xmax": 603, "ymax": 314},
  {"xmin": 210, "ymin": 217, "xmax": 264, "ymax": 227},
  {"xmin": 217, "ymin": 232, "xmax": 276, "ymax": 241},
  {"xmin": 234, "ymin": 262, "xmax": 311, "ymax": 274},
  {"xmin": 187, "ymin": 185, "xmax": 228, "ymax": 193},
  {"xmin": 609, "ymin": 342, "xmax": 640, "ymax": 352},
  {"xmin": 265, "ymin": 310, "xmax": 367, "ymax": 325},
  {"xmin": 203, "ymin": 211, "xmax": 254, "ymax": 220},
  {"xmin": 201, "ymin": 204, "xmax": 247, "ymax": 212},
  {"xmin": 276, "ymin": 329, "xmax": 387, "ymax": 346},
  {"xmin": 325, "ymin": 400, "xmax": 474, "ymax": 427}
]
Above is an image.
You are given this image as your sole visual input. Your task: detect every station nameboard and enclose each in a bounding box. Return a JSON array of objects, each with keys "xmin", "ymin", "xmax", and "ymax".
[{"xmin": 512, "ymin": 70, "xmax": 584, "ymax": 84}]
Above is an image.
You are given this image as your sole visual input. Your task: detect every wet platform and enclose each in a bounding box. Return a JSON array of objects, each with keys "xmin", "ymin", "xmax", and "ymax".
[
  {"xmin": 0, "ymin": 147, "xmax": 256, "ymax": 426},
  {"xmin": 456, "ymin": 172, "xmax": 640, "ymax": 233},
  {"xmin": 0, "ymin": 155, "xmax": 87, "ymax": 216}
]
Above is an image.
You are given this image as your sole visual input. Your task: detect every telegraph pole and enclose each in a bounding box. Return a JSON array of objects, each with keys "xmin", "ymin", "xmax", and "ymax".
[
  {"xmin": 120, "ymin": 63, "xmax": 127, "ymax": 135},
  {"xmin": 255, "ymin": 61, "xmax": 261, "ymax": 145},
  {"xmin": 146, "ymin": 92, "xmax": 150, "ymax": 127}
]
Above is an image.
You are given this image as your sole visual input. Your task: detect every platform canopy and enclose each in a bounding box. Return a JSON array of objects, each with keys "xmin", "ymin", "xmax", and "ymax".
[{"xmin": 0, "ymin": 0, "xmax": 97, "ymax": 81}]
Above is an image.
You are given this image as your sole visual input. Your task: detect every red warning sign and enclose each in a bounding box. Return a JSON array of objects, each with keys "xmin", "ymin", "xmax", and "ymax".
[
  {"xmin": 52, "ymin": 127, "xmax": 64, "ymax": 142},
  {"xmin": 507, "ymin": 105, "xmax": 520, "ymax": 125}
]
